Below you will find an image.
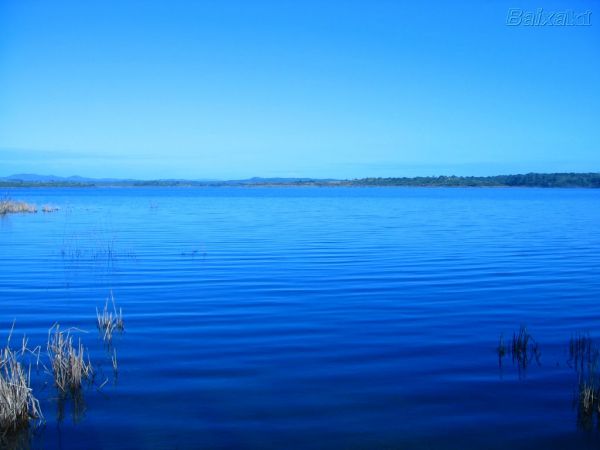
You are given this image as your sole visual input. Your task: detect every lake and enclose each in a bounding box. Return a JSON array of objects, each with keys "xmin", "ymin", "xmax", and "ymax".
[{"xmin": 1, "ymin": 187, "xmax": 600, "ymax": 449}]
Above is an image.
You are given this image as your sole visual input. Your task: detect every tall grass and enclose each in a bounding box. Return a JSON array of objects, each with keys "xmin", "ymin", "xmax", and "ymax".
[
  {"xmin": 0, "ymin": 340, "xmax": 42, "ymax": 436},
  {"xmin": 96, "ymin": 292, "xmax": 124, "ymax": 342},
  {"xmin": 0, "ymin": 199, "xmax": 37, "ymax": 215},
  {"xmin": 47, "ymin": 325, "xmax": 93, "ymax": 392},
  {"xmin": 1, "ymin": 302, "xmax": 127, "ymax": 436}
]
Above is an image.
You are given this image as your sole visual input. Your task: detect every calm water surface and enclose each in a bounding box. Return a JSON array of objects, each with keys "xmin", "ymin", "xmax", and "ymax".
[{"xmin": 1, "ymin": 187, "xmax": 600, "ymax": 449}]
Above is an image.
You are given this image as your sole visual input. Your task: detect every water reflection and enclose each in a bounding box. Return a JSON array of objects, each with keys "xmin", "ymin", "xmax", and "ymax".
[
  {"xmin": 0, "ymin": 426, "xmax": 37, "ymax": 450},
  {"xmin": 56, "ymin": 390, "xmax": 87, "ymax": 425},
  {"xmin": 60, "ymin": 221, "xmax": 137, "ymax": 288},
  {"xmin": 569, "ymin": 333, "xmax": 597, "ymax": 374}
]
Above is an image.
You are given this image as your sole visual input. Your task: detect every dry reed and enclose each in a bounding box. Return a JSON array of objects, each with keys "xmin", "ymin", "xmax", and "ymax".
[
  {"xmin": 579, "ymin": 382, "xmax": 597, "ymax": 415},
  {"xmin": 111, "ymin": 349, "xmax": 118, "ymax": 375},
  {"xmin": 0, "ymin": 341, "xmax": 42, "ymax": 435},
  {"xmin": 0, "ymin": 199, "xmax": 37, "ymax": 215},
  {"xmin": 96, "ymin": 292, "xmax": 124, "ymax": 342},
  {"xmin": 569, "ymin": 333, "xmax": 600, "ymax": 424},
  {"xmin": 47, "ymin": 325, "xmax": 93, "ymax": 392}
]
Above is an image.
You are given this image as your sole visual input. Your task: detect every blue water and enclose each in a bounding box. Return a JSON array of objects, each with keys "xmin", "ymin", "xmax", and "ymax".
[{"xmin": 1, "ymin": 187, "xmax": 600, "ymax": 449}]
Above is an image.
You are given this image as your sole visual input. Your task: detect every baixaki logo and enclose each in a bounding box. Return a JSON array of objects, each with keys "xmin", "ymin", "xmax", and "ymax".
[{"xmin": 506, "ymin": 8, "xmax": 592, "ymax": 26}]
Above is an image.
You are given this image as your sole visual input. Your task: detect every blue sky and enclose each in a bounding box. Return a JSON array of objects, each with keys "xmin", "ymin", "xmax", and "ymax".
[{"xmin": 0, "ymin": 0, "xmax": 598, "ymax": 179}]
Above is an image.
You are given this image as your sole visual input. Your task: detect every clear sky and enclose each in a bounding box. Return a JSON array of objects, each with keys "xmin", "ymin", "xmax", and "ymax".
[{"xmin": 0, "ymin": 0, "xmax": 598, "ymax": 179}]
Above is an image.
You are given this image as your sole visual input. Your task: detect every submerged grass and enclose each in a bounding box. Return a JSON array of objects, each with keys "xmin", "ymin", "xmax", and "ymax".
[
  {"xmin": 47, "ymin": 325, "xmax": 93, "ymax": 392},
  {"xmin": 569, "ymin": 332, "xmax": 595, "ymax": 373},
  {"xmin": 497, "ymin": 327, "xmax": 600, "ymax": 426},
  {"xmin": 496, "ymin": 325, "xmax": 541, "ymax": 375},
  {"xmin": 569, "ymin": 333, "xmax": 600, "ymax": 426},
  {"xmin": 496, "ymin": 325, "xmax": 540, "ymax": 371},
  {"xmin": 576, "ymin": 369, "xmax": 600, "ymax": 428},
  {"xmin": 511, "ymin": 326, "xmax": 540, "ymax": 369}
]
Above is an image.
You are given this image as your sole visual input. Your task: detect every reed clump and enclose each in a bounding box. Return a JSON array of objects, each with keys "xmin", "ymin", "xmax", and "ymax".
[
  {"xmin": 569, "ymin": 332, "xmax": 595, "ymax": 372},
  {"xmin": 568, "ymin": 332, "xmax": 600, "ymax": 425},
  {"xmin": 0, "ymin": 344, "xmax": 42, "ymax": 436},
  {"xmin": 497, "ymin": 334, "xmax": 507, "ymax": 357},
  {"xmin": 579, "ymin": 381, "xmax": 598, "ymax": 415},
  {"xmin": 41, "ymin": 205, "xmax": 59, "ymax": 213},
  {"xmin": 497, "ymin": 325, "xmax": 541, "ymax": 373},
  {"xmin": 511, "ymin": 326, "xmax": 540, "ymax": 368},
  {"xmin": 47, "ymin": 325, "xmax": 93, "ymax": 392},
  {"xmin": 577, "ymin": 371, "xmax": 600, "ymax": 427},
  {"xmin": 0, "ymin": 199, "xmax": 37, "ymax": 215},
  {"xmin": 96, "ymin": 292, "xmax": 124, "ymax": 342}
]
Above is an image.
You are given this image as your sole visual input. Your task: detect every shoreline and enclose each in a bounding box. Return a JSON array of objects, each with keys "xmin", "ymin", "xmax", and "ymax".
[
  {"xmin": 2, "ymin": 173, "xmax": 599, "ymax": 189},
  {"xmin": 2, "ymin": 184, "xmax": 600, "ymax": 190}
]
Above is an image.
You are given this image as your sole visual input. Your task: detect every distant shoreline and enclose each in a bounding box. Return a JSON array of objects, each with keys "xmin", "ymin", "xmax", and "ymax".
[
  {"xmin": 1, "ymin": 173, "xmax": 600, "ymax": 189},
  {"xmin": 2, "ymin": 184, "xmax": 600, "ymax": 190}
]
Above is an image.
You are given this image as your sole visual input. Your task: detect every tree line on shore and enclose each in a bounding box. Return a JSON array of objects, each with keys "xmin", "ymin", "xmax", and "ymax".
[{"xmin": 1, "ymin": 172, "xmax": 599, "ymax": 188}]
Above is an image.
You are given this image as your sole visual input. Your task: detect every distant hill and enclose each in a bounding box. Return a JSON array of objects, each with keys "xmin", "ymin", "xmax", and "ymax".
[
  {"xmin": 0, "ymin": 174, "xmax": 133, "ymax": 183},
  {"xmin": 0, "ymin": 174, "xmax": 338, "ymax": 187},
  {"xmin": 2, "ymin": 173, "xmax": 74, "ymax": 182},
  {"xmin": 1, "ymin": 172, "xmax": 599, "ymax": 188}
]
